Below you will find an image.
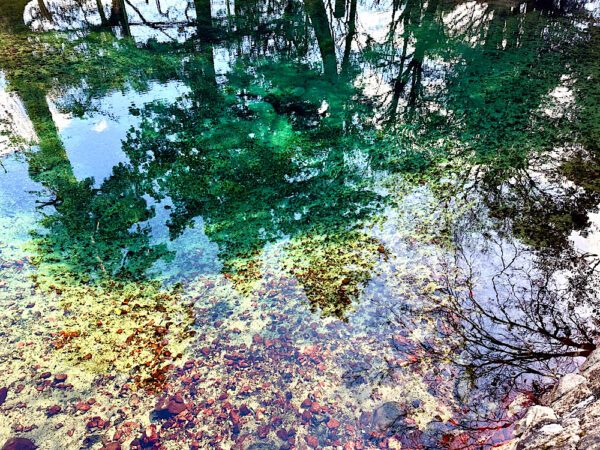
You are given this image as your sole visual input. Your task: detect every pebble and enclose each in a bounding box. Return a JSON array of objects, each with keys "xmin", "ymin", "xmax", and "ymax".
[
  {"xmin": 257, "ymin": 425, "xmax": 270, "ymax": 438},
  {"xmin": 309, "ymin": 402, "xmax": 322, "ymax": 414},
  {"xmin": 326, "ymin": 418, "xmax": 340, "ymax": 429},
  {"xmin": 154, "ymin": 395, "xmax": 188, "ymax": 416},
  {"xmin": 306, "ymin": 435, "xmax": 318, "ymax": 448},
  {"xmin": 47, "ymin": 405, "xmax": 61, "ymax": 416},
  {"xmin": 75, "ymin": 401, "xmax": 91, "ymax": 412},
  {"xmin": 276, "ymin": 429, "xmax": 288, "ymax": 441}
]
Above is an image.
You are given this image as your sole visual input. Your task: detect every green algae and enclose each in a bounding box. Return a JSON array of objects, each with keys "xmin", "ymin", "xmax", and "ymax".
[
  {"xmin": 37, "ymin": 278, "xmax": 194, "ymax": 389},
  {"xmin": 284, "ymin": 231, "xmax": 384, "ymax": 319}
]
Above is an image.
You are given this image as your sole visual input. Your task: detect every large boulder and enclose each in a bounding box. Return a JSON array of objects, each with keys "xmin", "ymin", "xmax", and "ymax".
[
  {"xmin": 371, "ymin": 401, "xmax": 407, "ymax": 432},
  {"xmin": 514, "ymin": 405, "xmax": 557, "ymax": 436},
  {"xmin": 1, "ymin": 438, "xmax": 37, "ymax": 450},
  {"xmin": 580, "ymin": 348, "xmax": 600, "ymax": 375},
  {"xmin": 551, "ymin": 374, "xmax": 587, "ymax": 402}
]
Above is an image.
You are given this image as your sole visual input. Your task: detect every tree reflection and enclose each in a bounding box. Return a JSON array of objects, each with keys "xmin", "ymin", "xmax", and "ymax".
[
  {"xmin": 1, "ymin": 0, "xmax": 600, "ymax": 396},
  {"xmin": 122, "ymin": 53, "xmax": 382, "ymax": 306},
  {"xmin": 445, "ymin": 210, "xmax": 598, "ymax": 384}
]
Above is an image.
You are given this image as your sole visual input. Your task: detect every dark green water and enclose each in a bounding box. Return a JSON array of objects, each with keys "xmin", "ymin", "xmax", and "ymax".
[{"xmin": 0, "ymin": 0, "xmax": 599, "ymax": 448}]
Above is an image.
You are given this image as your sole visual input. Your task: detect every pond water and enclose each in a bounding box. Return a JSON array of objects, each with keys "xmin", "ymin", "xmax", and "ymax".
[{"xmin": 0, "ymin": 0, "xmax": 600, "ymax": 448}]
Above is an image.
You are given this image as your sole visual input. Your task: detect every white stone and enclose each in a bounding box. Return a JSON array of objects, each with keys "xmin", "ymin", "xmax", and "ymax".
[
  {"xmin": 582, "ymin": 361, "xmax": 600, "ymax": 378},
  {"xmin": 514, "ymin": 405, "xmax": 557, "ymax": 436},
  {"xmin": 580, "ymin": 348, "xmax": 600, "ymax": 374},
  {"xmin": 552, "ymin": 373, "xmax": 588, "ymax": 401},
  {"xmin": 540, "ymin": 424, "xmax": 564, "ymax": 434},
  {"xmin": 508, "ymin": 393, "xmax": 529, "ymax": 417}
]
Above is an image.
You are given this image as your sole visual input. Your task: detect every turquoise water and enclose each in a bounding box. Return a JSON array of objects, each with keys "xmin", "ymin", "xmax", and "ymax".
[{"xmin": 0, "ymin": 0, "xmax": 600, "ymax": 448}]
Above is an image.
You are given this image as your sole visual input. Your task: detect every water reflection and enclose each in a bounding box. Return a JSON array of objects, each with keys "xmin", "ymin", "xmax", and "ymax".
[{"xmin": 0, "ymin": 0, "xmax": 599, "ymax": 447}]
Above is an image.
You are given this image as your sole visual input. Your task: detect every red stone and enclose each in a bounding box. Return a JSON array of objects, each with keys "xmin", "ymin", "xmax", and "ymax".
[
  {"xmin": 54, "ymin": 374, "xmax": 68, "ymax": 382},
  {"xmin": 306, "ymin": 435, "xmax": 319, "ymax": 448},
  {"xmin": 327, "ymin": 418, "xmax": 341, "ymax": 429},
  {"xmin": 301, "ymin": 398, "xmax": 312, "ymax": 408},
  {"xmin": 143, "ymin": 425, "xmax": 158, "ymax": 444},
  {"xmin": 47, "ymin": 405, "xmax": 61, "ymax": 416},
  {"xmin": 39, "ymin": 372, "xmax": 51, "ymax": 379},
  {"xmin": 276, "ymin": 429, "xmax": 289, "ymax": 441},
  {"xmin": 184, "ymin": 360, "xmax": 195, "ymax": 370},
  {"xmin": 75, "ymin": 401, "xmax": 91, "ymax": 412},
  {"xmin": 309, "ymin": 402, "xmax": 322, "ymax": 414},
  {"xmin": 301, "ymin": 410, "xmax": 312, "ymax": 422},
  {"xmin": 154, "ymin": 395, "xmax": 187, "ymax": 416},
  {"xmin": 257, "ymin": 425, "xmax": 269, "ymax": 438}
]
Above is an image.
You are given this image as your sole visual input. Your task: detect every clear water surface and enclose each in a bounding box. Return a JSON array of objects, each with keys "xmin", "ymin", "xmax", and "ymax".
[{"xmin": 0, "ymin": 0, "xmax": 600, "ymax": 448}]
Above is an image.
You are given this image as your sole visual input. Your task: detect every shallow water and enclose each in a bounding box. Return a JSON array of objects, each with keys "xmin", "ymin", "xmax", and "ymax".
[{"xmin": 0, "ymin": 0, "xmax": 600, "ymax": 448}]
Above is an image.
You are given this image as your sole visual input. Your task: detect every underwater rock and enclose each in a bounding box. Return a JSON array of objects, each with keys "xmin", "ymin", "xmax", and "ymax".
[
  {"xmin": 372, "ymin": 402, "xmax": 406, "ymax": 432},
  {"xmin": 276, "ymin": 428, "xmax": 288, "ymax": 441},
  {"xmin": 99, "ymin": 443, "xmax": 121, "ymax": 450},
  {"xmin": 46, "ymin": 405, "xmax": 61, "ymax": 416},
  {"xmin": 0, "ymin": 387, "xmax": 7, "ymax": 405},
  {"xmin": 309, "ymin": 402, "xmax": 321, "ymax": 414},
  {"xmin": 247, "ymin": 442, "xmax": 277, "ymax": 450},
  {"xmin": 359, "ymin": 410, "xmax": 373, "ymax": 428},
  {"xmin": 1, "ymin": 438, "xmax": 37, "ymax": 450},
  {"xmin": 142, "ymin": 425, "xmax": 159, "ymax": 445},
  {"xmin": 154, "ymin": 394, "xmax": 188, "ymax": 417},
  {"xmin": 239, "ymin": 404, "xmax": 251, "ymax": 416},
  {"xmin": 326, "ymin": 418, "xmax": 340, "ymax": 429},
  {"xmin": 257, "ymin": 425, "xmax": 270, "ymax": 438},
  {"xmin": 75, "ymin": 401, "xmax": 91, "ymax": 412},
  {"xmin": 305, "ymin": 435, "xmax": 318, "ymax": 448}
]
